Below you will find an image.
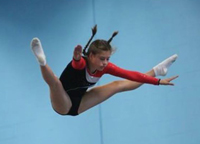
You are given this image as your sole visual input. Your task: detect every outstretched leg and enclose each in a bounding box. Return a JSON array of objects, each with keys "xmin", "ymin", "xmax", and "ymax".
[
  {"xmin": 78, "ymin": 55, "xmax": 178, "ymax": 114},
  {"xmin": 31, "ymin": 38, "xmax": 72, "ymax": 115}
]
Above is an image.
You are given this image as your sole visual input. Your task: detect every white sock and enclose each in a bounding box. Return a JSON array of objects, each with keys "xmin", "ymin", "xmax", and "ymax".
[
  {"xmin": 31, "ymin": 37, "xmax": 46, "ymax": 66},
  {"xmin": 153, "ymin": 54, "xmax": 178, "ymax": 76}
]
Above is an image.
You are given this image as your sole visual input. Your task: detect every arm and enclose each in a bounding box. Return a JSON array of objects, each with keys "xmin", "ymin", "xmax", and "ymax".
[
  {"xmin": 105, "ymin": 62, "xmax": 160, "ymax": 85},
  {"xmin": 71, "ymin": 45, "xmax": 86, "ymax": 70},
  {"xmin": 72, "ymin": 57, "xmax": 86, "ymax": 70}
]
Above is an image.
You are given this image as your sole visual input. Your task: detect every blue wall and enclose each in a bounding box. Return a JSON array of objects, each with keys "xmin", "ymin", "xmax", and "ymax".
[{"xmin": 0, "ymin": 0, "xmax": 200, "ymax": 144}]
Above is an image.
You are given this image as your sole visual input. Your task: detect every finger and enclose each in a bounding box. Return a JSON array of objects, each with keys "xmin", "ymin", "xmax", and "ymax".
[
  {"xmin": 75, "ymin": 45, "xmax": 82, "ymax": 52},
  {"xmin": 77, "ymin": 44, "xmax": 82, "ymax": 48},
  {"xmin": 169, "ymin": 75, "xmax": 179, "ymax": 81},
  {"xmin": 168, "ymin": 82, "xmax": 174, "ymax": 86},
  {"xmin": 162, "ymin": 82, "xmax": 174, "ymax": 86}
]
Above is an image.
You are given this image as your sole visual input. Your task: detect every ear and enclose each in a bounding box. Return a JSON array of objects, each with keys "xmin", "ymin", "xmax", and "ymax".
[{"xmin": 88, "ymin": 52, "xmax": 95, "ymax": 59}]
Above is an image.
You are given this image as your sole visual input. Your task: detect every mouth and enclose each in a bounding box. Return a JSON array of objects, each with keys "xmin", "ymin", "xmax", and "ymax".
[{"xmin": 99, "ymin": 66, "xmax": 105, "ymax": 70}]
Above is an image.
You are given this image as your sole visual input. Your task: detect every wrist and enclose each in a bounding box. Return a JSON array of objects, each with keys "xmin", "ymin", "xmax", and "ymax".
[
  {"xmin": 73, "ymin": 56, "xmax": 81, "ymax": 61},
  {"xmin": 158, "ymin": 79, "xmax": 161, "ymax": 85}
]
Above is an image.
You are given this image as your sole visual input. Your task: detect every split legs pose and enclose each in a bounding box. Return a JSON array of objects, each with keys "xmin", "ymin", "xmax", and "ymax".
[
  {"xmin": 31, "ymin": 38, "xmax": 178, "ymax": 115},
  {"xmin": 78, "ymin": 65, "xmax": 177, "ymax": 114}
]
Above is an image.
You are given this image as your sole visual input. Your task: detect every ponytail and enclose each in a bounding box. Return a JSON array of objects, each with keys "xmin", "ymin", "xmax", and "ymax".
[
  {"xmin": 82, "ymin": 25, "xmax": 97, "ymax": 55},
  {"xmin": 107, "ymin": 31, "xmax": 118, "ymax": 44}
]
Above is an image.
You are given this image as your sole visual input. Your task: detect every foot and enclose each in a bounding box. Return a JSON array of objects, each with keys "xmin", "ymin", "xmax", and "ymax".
[
  {"xmin": 31, "ymin": 38, "xmax": 46, "ymax": 66},
  {"xmin": 153, "ymin": 54, "xmax": 178, "ymax": 76}
]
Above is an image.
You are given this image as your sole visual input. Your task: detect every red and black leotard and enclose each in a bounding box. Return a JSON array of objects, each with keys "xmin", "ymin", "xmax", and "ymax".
[{"xmin": 59, "ymin": 57, "xmax": 159, "ymax": 116}]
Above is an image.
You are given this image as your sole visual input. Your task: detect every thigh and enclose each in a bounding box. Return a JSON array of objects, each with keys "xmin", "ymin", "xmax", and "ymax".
[
  {"xmin": 49, "ymin": 80, "xmax": 72, "ymax": 115},
  {"xmin": 78, "ymin": 81, "xmax": 123, "ymax": 114}
]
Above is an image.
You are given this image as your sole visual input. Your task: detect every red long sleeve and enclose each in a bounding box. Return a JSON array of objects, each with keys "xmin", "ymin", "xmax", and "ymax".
[
  {"xmin": 72, "ymin": 57, "xmax": 86, "ymax": 70},
  {"xmin": 105, "ymin": 62, "xmax": 159, "ymax": 85},
  {"xmin": 71, "ymin": 58, "xmax": 159, "ymax": 85}
]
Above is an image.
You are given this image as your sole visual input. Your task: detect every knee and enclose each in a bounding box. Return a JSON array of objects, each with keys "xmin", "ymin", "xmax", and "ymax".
[
  {"xmin": 49, "ymin": 80, "xmax": 63, "ymax": 90},
  {"xmin": 111, "ymin": 80, "xmax": 129, "ymax": 92},
  {"xmin": 111, "ymin": 80, "xmax": 124, "ymax": 92},
  {"xmin": 111, "ymin": 80, "xmax": 121, "ymax": 86}
]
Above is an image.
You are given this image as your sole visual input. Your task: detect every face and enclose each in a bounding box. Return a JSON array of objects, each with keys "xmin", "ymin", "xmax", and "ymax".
[{"xmin": 89, "ymin": 50, "xmax": 111, "ymax": 71}]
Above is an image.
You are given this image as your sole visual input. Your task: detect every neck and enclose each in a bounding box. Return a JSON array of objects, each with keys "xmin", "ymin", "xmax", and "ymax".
[{"xmin": 86, "ymin": 58, "xmax": 96, "ymax": 74}]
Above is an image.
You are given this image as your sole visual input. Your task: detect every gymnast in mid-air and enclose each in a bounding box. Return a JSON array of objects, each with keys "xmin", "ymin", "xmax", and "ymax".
[{"xmin": 31, "ymin": 25, "xmax": 178, "ymax": 116}]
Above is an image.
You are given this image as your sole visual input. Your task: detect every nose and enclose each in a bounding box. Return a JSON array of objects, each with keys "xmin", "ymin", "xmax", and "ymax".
[{"xmin": 103, "ymin": 59, "xmax": 108, "ymax": 66}]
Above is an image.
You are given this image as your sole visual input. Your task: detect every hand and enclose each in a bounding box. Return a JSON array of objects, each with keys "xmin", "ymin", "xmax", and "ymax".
[
  {"xmin": 73, "ymin": 45, "xmax": 82, "ymax": 61},
  {"xmin": 159, "ymin": 76, "xmax": 178, "ymax": 86}
]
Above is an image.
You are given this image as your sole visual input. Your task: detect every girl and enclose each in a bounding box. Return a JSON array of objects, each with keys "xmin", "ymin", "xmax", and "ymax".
[{"xmin": 31, "ymin": 25, "xmax": 178, "ymax": 116}]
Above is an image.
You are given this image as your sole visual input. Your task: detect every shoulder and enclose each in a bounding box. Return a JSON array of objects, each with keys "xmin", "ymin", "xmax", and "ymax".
[
  {"xmin": 106, "ymin": 62, "xmax": 117, "ymax": 69},
  {"xmin": 103, "ymin": 62, "xmax": 117, "ymax": 72}
]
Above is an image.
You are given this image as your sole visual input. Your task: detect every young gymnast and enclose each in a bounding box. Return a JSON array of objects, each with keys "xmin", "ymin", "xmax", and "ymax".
[{"xmin": 31, "ymin": 25, "xmax": 178, "ymax": 116}]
